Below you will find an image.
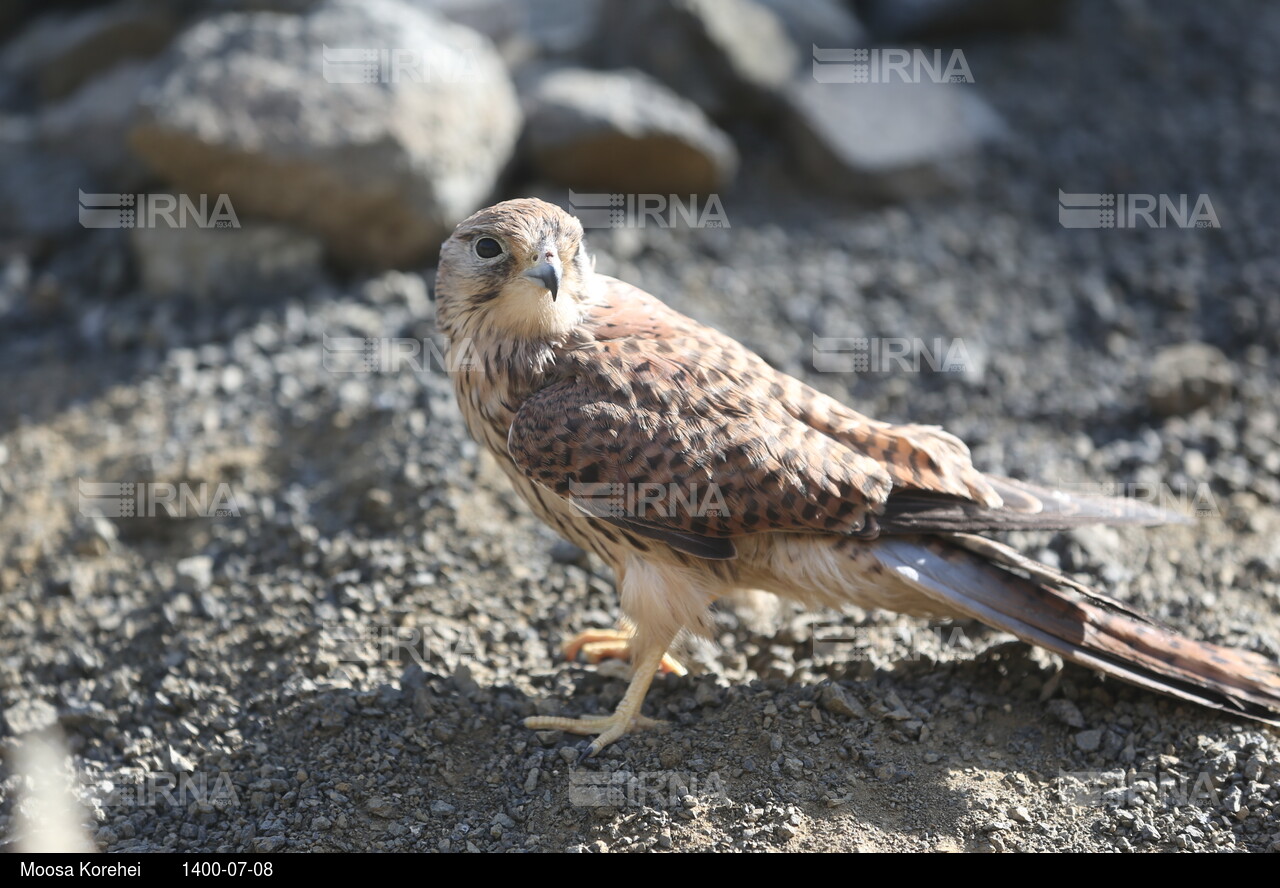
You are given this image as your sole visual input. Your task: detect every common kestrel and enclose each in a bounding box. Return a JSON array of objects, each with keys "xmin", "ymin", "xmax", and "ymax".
[{"xmin": 435, "ymin": 197, "xmax": 1280, "ymax": 755}]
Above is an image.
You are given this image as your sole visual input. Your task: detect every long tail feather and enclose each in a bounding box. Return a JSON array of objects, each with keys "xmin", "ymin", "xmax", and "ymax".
[
  {"xmin": 877, "ymin": 476, "xmax": 1191, "ymax": 535},
  {"xmin": 870, "ymin": 535, "xmax": 1280, "ymax": 725}
]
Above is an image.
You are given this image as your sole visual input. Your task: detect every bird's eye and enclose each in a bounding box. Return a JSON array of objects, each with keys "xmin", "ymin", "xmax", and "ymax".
[{"xmin": 474, "ymin": 237, "xmax": 503, "ymax": 259}]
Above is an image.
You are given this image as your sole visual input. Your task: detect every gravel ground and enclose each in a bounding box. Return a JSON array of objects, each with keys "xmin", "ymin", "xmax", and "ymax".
[{"xmin": 3, "ymin": 1, "xmax": 1280, "ymax": 852}]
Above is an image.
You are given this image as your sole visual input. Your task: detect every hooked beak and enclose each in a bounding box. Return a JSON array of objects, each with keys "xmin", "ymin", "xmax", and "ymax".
[{"xmin": 523, "ymin": 257, "xmax": 561, "ymax": 301}]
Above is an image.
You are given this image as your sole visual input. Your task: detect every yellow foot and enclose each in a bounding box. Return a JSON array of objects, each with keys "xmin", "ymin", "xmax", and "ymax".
[
  {"xmin": 524, "ymin": 712, "xmax": 665, "ymax": 757},
  {"xmin": 562, "ymin": 628, "xmax": 687, "ymax": 676},
  {"xmin": 528, "ymin": 638, "xmax": 674, "ymax": 755}
]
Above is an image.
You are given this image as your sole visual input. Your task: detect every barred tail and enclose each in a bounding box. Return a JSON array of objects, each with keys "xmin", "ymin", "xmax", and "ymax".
[{"xmin": 870, "ymin": 534, "xmax": 1280, "ymax": 725}]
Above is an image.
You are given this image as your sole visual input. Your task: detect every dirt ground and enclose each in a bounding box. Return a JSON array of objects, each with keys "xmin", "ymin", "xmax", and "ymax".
[{"xmin": 2, "ymin": 0, "xmax": 1280, "ymax": 853}]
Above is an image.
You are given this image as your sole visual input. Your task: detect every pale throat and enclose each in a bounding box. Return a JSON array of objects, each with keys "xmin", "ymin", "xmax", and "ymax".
[{"xmin": 485, "ymin": 274, "xmax": 591, "ymax": 344}]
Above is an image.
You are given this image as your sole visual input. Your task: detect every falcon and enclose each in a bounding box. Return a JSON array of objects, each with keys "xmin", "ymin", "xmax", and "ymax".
[{"xmin": 434, "ymin": 197, "xmax": 1280, "ymax": 755}]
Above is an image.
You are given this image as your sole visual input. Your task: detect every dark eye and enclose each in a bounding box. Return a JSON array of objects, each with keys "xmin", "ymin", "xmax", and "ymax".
[{"xmin": 474, "ymin": 237, "xmax": 503, "ymax": 259}]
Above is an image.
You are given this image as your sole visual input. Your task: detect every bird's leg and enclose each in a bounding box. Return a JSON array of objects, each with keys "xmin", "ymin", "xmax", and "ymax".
[
  {"xmin": 525, "ymin": 635, "xmax": 675, "ymax": 755},
  {"xmin": 562, "ymin": 627, "xmax": 687, "ymax": 675}
]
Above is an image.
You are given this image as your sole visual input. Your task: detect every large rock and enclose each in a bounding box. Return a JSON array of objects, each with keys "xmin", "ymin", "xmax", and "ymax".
[
  {"xmin": 0, "ymin": 1, "xmax": 42, "ymax": 47},
  {"xmin": 0, "ymin": 1, "xmax": 177, "ymax": 102},
  {"xmin": 1146, "ymin": 343, "xmax": 1235, "ymax": 417},
  {"xmin": 523, "ymin": 67, "xmax": 737, "ymax": 193},
  {"xmin": 411, "ymin": 0, "xmax": 600, "ymax": 58},
  {"xmin": 0, "ymin": 60, "xmax": 160, "ymax": 239},
  {"xmin": 172, "ymin": 0, "xmax": 323, "ymax": 11},
  {"xmin": 592, "ymin": 0, "xmax": 797, "ymax": 120},
  {"xmin": 785, "ymin": 78, "xmax": 1005, "ymax": 199},
  {"xmin": 0, "ymin": 116, "xmax": 92, "ymax": 237},
  {"xmin": 39, "ymin": 60, "xmax": 158, "ymax": 190},
  {"xmin": 131, "ymin": 223, "xmax": 324, "ymax": 300},
  {"xmin": 130, "ymin": 0, "xmax": 522, "ymax": 268},
  {"xmin": 858, "ymin": 0, "xmax": 1068, "ymax": 41},
  {"xmin": 755, "ymin": 0, "xmax": 868, "ymax": 51}
]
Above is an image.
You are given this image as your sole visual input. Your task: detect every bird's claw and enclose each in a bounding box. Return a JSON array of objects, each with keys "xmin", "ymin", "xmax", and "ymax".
[
  {"xmin": 523, "ymin": 712, "xmax": 665, "ymax": 754},
  {"xmin": 562, "ymin": 628, "xmax": 687, "ymax": 676}
]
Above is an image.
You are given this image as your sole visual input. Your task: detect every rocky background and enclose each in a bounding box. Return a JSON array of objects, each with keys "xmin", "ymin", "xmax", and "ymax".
[{"xmin": 2, "ymin": 0, "xmax": 1279, "ymax": 854}]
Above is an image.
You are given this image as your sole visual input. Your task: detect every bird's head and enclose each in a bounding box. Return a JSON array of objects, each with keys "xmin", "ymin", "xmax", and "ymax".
[{"xmin": 435, "ymin": 198, "xmax": 594, "ymax": 344}]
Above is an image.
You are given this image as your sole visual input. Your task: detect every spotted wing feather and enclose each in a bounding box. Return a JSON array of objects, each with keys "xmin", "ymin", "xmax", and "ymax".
[{"xmin": 507, "ymin": 365, "xmax": 893, "ymax": 547}]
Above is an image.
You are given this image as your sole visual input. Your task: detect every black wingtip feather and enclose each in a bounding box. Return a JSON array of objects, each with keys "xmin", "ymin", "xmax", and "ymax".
[{"xmin": 878, "ymin": 475, "xmax": 1193, "ymax": 535}]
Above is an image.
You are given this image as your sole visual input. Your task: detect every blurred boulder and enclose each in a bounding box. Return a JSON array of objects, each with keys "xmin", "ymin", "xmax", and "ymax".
[
  {"xmin": 0, "ymin": 116, "xmax": 92, "ymax": 237},
  {"xmin": 411, "ymin": 0, "xmax": 600, "ymax": 60},
  {"xmin": 0, "ymin": 1, "xmax": 43, "ymax": 46},
  {"xmin": 1146, "ymin": 343, "xmax": 1234, "ymax": 417},
  {"xmin": 170, "ymin": 0, "xmax": 323, "ymax": 11},
  {"xmin": 856, "ymin": 0, "xmax": 1068, "ymax": 41},
  {"xmin": 0, "ymin": 60, "xmax": 160, "ymax": 239},
  {"xmin": 0, "ymin": 1, "xmax": 177, "ymax": 103},
  {"xmin": 131, "ymin": 223, "xmax": 324, "ymax": 299},
  {"xmin": 785, "ymin": 78, "xmax": 1005, "ymax": 199},
  {"xmin": 755, "ymin": 0, "xmax": 868, "ymax": 52},
  {"xmin": 38, "ymin": 60, "xmax": 159, "ymax": 190},
  {"xmin": 592, "ymin": 0, "xmax": 797, "ymax": 120},
  {"xmin": 130, "ymin": 0, "xmax": 521, "ymax": 268},
  {"xmin": 523, "ymin": 67, "xmax": 737, "ymax": 194},
  {"xmin": 408, "ymin": 0, "xmax": 528, "ymax": 52}
]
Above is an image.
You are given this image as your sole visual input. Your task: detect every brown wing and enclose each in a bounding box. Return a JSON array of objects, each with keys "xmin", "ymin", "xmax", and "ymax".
[
  {"xmin": 507, "ymin": 344, "xmax": 895, "ymax": 551},
  {"xmin": 508, "ymin": 276, "xmax": 1187, "ymax": 559},
  {"xmin": 586, "ymin": 276, "xmax": 1006, "ymax": 506}
]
